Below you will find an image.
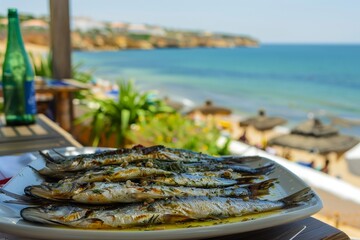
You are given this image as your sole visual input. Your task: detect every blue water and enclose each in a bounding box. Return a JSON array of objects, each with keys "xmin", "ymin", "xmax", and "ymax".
[{"xmin": 73, "ymin": 45, "xmax": 360, "ymax": 137}]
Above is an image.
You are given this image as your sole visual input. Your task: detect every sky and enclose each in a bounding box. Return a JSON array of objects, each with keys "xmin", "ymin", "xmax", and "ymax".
[{"xmin": 1, "ymin": 0, "xmax": 360, "ymax": 44}]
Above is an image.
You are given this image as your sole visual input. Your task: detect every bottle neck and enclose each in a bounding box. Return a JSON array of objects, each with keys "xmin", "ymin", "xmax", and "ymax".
[{"xmin": 6, "ymin": 15, "xmax": 26, "ymax": 52}]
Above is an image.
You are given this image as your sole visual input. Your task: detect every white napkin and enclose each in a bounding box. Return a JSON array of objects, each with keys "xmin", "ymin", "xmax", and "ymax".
[{"xmin": 0, "ymin": 153, "xmax": 36, "ymax": 180}]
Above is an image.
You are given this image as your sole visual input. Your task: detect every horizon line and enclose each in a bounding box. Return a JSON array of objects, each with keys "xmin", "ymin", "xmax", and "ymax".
[{"xmin": 261, "ymin": 42, "xmax": 360, "ymax": 45}]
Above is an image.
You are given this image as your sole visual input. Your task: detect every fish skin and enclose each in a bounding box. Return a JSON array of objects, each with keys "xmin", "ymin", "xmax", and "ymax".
[
  {"xmin": 74, "ymin": 179, "xmax": 276, "ymax": 204},
  {"xmin": 20, "ymin": 196, "xmax": 287, "ymax": 229},
  {"xmin": 24, "ymin": 179, "xmax": 275, "ymax": 204},
  {"xmin": 37, "ymin": 160, "xmax": 188, "ymax": 179},
  {"xmin": 39, "ymin": 145, "xmax": 259, "ymax": 173},
  {"xmin": 61, "ymin": 166, "xmax": 174, "ymax": 183},
  {"xmin": 39, "ymin": 145, "xmax": 199, "ymax": 173},
  {"xmin": 36, "ymin": 161, "xmax": 263, "ymax": 184},
  {"xmin": 184, "ymin": 162, "xmax": 275, "ymax": 175},
  {"xmin": 36, "ymin": 163, "xmax": 261, "ymax": 186},
  {"xmin": 73, "ymin": 184, "xmax": 254, "ymax": 204},
  {"xmin": 152, "ymin": 173, "xmax": 241, "ymax": 188}
]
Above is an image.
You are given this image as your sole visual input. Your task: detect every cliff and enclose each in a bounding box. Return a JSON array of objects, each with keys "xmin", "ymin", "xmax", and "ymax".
[
  {"xmin": 0, "ymin": 17, "xmax": 259, "ymax": 51},
  {"xmin": 70, "ymin": 32, "xmax": 259, "ymax": 51}
]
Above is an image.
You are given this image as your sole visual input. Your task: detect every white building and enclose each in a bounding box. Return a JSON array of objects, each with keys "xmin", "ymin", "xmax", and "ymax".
[
  {"xmin": 72, "ymin": 16, "xmax": 106, "ymax": 31},
  {"xmin": 127, "ymin": 23, "xmax": 149, "ymax": 35},
  {"xmin": 110, "ymin": 22, "xmax": 127, "ymax": 32}
]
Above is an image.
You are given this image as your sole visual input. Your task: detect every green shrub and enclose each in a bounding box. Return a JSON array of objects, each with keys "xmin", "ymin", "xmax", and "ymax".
[
  {"xmin": 76, "ymin": 80, "xmax": 174, "ymax": 147},
  {"xmin": 30, "ymin": 52, "xmax": 52, "ymax": 78},
  {"xmin": 30, "ymin": 52, "xmax": 94, "ymax": 99},
  {"xmin": 72, "ymin": 61, "xmax": 94, "ymax": 83},
  {"xmin": 30, "ymin": 52, "xmax": 94, "ymax": 83},
  {"xmin": 129, "ymin": 113, "xmax": 230, "ymax": 156},
  {"xmin": 128, "ymin": 34, "xmax": 151, "ymax": 41}
]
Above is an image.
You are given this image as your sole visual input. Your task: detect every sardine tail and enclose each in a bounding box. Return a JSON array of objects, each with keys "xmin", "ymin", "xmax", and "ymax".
[
  {"xmin": 279, "ymin": 187, "xmax": 315, "ymax": 207},
  {"xmin": 51, "ymin": 149, "xmax": 66, "ymax": 159},
  {"xmin": 28, "ymin": 165, "xmax": 42, "ymax": 176},
  {"xmin": 220, "ymin": 155, "xmax": 263, "ymax": 163},
  {"xmin": 0, "ymin": 188, "xmax": 37, "ymax": 203},
  {"xmin": 253, "ymin": 162, "xmax": 276, "ymax": 175},
  {"xmin": 38, "ymin": 151, "xmax": 58, "ymax": 164},
  {"xmin": 246, "ymin": 178, "xmax": 277, "ymax": 197}
]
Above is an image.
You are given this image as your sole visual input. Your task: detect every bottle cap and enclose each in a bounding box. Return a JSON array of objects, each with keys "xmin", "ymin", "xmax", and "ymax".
[{"xmin": 8, "ymin": 8, "xmax": 18, "ymax": 18}]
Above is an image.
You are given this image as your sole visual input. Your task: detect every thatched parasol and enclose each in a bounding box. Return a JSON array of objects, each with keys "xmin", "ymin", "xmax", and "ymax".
[
  {"xmin": 187, "ymin": 100, "xmax": 232, "ymax": 116},
  {"xmin": 291, "ymin": 118, "xmax": 338, "ymax": 137},
  {"xmin": 240, "ymin": 109, "xmax": 287, "ymax": 131},
  {"xmin": 269, "ymin": 118, "xmax": 359, "ymax": 154}
]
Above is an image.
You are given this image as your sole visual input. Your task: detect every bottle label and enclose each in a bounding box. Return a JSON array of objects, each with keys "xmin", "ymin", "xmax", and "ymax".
[{"xmin": 24, "ymin": 81, "xmax": 37, "ymax": 114}]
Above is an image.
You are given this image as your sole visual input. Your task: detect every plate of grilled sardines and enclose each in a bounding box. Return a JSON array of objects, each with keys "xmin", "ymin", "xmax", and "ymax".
[{"xmin": 0, "ymin": 145, "xmax": 322, "ymax": 240}]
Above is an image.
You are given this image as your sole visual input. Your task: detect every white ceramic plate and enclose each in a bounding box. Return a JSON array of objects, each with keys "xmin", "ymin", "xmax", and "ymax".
[{"xmin": 0, "ymin": 147, "xmax": 322, "ymax": 240}]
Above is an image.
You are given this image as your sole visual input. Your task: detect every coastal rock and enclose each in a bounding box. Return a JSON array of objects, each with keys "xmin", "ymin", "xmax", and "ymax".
[
  {"xmin": 242, "ymin": 38, "xmax": 258, "ymax": 47},
  {"xmin": 151, "ymin": 37, "xmax": 181, "ymax": 48},
  {"xmin": 72, "ymin": 32, "xmax": 95, "ymax": 50},
  {"xmin": 182, "ymin": 38, "xmax": 201, "ymax": 48},
  {"xmin": 0, "ymin": 16, "xmax": 260, "ymax": 51},
  {"xmin": 206, "ymin": 38, "xmax": 235, "ymax": 48},
  {"xmin": 23, "ymin": 32, "xmax": 49, "ymax": 46},
  {"xmin": 127, "ymin": 39, "xmax": 153, "ymax": 49},
  {"xmin": 114, "ymin": 36, "xmax": 128, "ymax": 49},
  {"xmin": 93, "ymin": 35, "xmax": 106, "ymax": 47},
  {"xmin": 19, "ymin": 31, "xmax": 259, "ymax": 51}
]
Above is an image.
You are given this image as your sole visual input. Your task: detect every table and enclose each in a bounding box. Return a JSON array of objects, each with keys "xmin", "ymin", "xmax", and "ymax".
[
  {"xmin": 34, "ymin": 78, "xmax": 89, "ymax": 132},
  {"xmin": 207, "ymin": 217, "xmax": 349, "ymax": 240},
  {"xmin": 0, "ymin": 78, "xmax": 89, "ymax": 132},
  {"xmin": 0, "ymin": 114, "xmax": 82, "ymax": 155},
  {"xmin": 0, "ymin": 217, "xmax": 350, "ymax": 239}
]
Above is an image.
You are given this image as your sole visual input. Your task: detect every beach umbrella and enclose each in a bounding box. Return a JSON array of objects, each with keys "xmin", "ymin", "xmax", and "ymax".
[
  {"xmin": 269, "ymin": 118, "xmax": 359, "ymax": 155},
  {"xmin": 239, "ymin": 109, "xmax": 287, "ymax": 131},
  {"xmin": 291, "ymin": 118, "xmax": 338, "ymax": 137},
  {"xmin": 187, "ymin": 100, "xmax": 232, "ymax": 116}
]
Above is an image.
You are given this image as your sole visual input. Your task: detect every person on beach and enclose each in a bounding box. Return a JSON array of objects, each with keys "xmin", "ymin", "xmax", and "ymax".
[
  {"xmin": 261, "ymin": 136, "xmax": 268, "ymax": 150},
  {"xmin": 321, "ymin": 158, "xmax": 330, "ymax": 174},
  {"xmin": 239, "ymin": 129, "xmax": 248, "ymax": 143},
  {"xmin": 282, "ymin": 149, "xmax": 293, "ymax": 160},
  {"xmin": 310, "ymin": 160, "xmax": 315, "ymax": 168}
]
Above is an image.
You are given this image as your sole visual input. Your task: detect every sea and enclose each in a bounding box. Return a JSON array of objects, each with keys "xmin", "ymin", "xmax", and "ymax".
[{"xmin": 73, "ymin": 44, "xmax": 360, "ymax": 137}]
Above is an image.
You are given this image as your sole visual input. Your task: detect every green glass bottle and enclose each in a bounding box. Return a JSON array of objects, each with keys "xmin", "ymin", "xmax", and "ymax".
[{"xmin": 2, "ymin": 8, "xmax": 37, "ymax": 126}]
